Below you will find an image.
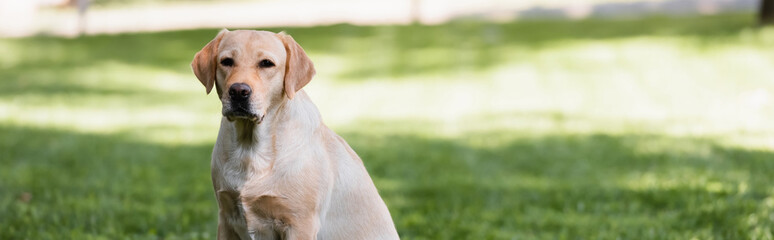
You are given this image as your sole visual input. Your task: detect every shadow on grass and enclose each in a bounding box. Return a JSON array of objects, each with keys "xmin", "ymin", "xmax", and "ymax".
[
  {"xmin": 2, "ymin": 124, "xmax": 773, "ymax": 239},
  {"xmin": 344, "ymin": 132, "xmax": 774, "ymax": 239},
  {"xmin": 0, "ymin": 13, "xmax": 757, "ymax": 90},
  {"xmin": 0, "ymin": 126, "xmax": 217, "ymax": 239}
]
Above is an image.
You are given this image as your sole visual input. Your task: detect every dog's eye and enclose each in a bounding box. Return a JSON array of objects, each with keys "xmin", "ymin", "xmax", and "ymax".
[
  {"xmin": 220, "ymin": 58, "xmax": 234, "ymax": 67},
  {"xmin": 258, "ymin": 59, "xmax": 275, "ymax": 68}
]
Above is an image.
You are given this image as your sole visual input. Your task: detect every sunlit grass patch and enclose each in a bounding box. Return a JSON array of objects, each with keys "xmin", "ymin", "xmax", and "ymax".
[{"xmin": 0, "ymin": 60, "xmax": 221, "ymax": 143}]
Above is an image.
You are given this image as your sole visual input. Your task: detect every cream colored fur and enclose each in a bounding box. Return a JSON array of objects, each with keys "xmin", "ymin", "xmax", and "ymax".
[{"xmin": 192, "ymin": 29, "xmax": 399, "ymax": 240}]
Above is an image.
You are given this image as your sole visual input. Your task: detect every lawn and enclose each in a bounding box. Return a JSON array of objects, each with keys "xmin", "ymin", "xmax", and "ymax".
[{"xmin": 2, "ymin": 14, "xmax": 774, "ymax": 239}]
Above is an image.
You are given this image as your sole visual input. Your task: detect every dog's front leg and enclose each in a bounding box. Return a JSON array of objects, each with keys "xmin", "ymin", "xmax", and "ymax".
[
  {"xmin": 283, "ymin": 215, "xmax": 320, "ymax": 240},
  {"xmin": 217, "ymin": 190, "xmax": 251, "ymax": 240},
  {"xmin": 217, "ymin": 215, "xmax": 242, "ymax": 240}
]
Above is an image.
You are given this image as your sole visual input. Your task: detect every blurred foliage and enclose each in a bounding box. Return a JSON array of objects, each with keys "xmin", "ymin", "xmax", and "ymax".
[{"xmin": 1, "ymin": 14, "xmax": 774, "ymax": 239}]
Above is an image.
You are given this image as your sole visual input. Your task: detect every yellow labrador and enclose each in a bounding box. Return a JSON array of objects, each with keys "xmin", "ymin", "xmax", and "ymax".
[{"xmin": 191, "ymin": 29, "xmax": 399, "ymax": 240}]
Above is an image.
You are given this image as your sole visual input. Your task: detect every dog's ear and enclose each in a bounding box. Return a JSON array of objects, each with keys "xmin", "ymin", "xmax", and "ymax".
[
  {"xmin": 278, "ymin": 32, "xmax": 315, "ymax": 100},
  {"xmin": 191, "ymin": 29, "xmax": 229, "ymax": 95}
]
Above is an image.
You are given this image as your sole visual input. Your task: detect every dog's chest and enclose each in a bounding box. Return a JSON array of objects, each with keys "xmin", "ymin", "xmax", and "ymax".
[
  {"xmin": 214, "ymin": 148, "xmax": 272, "ymax": 191},
  {"xmin": 218, "ymin": 159, "xmax": 249, "ymax": 191},
  {"xmin": 214, "ymin": 149, "xmax": 284, "ymax": 237}
]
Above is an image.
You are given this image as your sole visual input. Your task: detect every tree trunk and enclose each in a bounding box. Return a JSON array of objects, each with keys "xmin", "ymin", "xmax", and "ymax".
[
  {"xmin": 760, "ymin": 0, "xmax": 774, "ymax": 25},
  {"xmin": 411, "ymin": 0, "xmax": 421, "ymax": 24}
]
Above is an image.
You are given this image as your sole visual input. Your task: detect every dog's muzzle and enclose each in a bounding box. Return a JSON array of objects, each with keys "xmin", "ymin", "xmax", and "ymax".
[
  {"xmin": 223, "ymin": 83, "xmax": 263, "ymax": 123},
  {"xmin": 223, "ymin": 108, "xmax": 262, "ymax": 123}
]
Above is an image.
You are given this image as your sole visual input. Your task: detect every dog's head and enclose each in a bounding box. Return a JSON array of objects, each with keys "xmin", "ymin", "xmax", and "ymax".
[{"xmin": 191, "ymin": 29, "xmax": 315, "ymax": 123}]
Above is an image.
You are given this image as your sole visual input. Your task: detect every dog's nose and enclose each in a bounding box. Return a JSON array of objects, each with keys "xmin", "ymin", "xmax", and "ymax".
[{"xmin": 228, "ymin": 83, "xmax": 251, "ymax": 100}]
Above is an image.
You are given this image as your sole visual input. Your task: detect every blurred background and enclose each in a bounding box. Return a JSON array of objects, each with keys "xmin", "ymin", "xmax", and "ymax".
[{"xmin": 1, "ymin": 0, "xmax": 774, "ymax": 239}]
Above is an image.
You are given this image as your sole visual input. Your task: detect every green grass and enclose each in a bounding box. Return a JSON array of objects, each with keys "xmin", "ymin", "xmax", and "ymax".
[{"xmin": 2, "ymin": 14, "xmax": 774, "ymax": 239}]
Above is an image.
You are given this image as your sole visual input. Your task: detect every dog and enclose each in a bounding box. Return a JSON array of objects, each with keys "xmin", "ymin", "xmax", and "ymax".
[{"xmin": 191, "ymin": 29, "xmax": 400, "ymax": 240}]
